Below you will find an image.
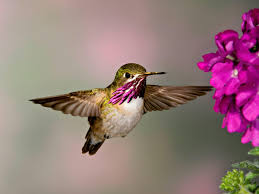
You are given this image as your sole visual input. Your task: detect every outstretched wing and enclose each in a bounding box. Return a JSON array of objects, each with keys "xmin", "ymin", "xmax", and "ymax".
[
  {"xmin": 30, "ymin": 89, "xmax": 106, "ymax": 117},
  {"xmin": 143, "ymin": 85, "xmax": 212, "ymax": 113}
]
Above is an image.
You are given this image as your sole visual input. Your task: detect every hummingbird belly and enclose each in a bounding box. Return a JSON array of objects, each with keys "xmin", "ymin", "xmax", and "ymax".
[{"xmin": 102, "ymin": 97, "xmax": 144, "ymax": 138}]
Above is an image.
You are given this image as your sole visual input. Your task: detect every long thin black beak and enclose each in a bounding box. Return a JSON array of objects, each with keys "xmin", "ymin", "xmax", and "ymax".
[{"xmin": 143, "ymin": 72, "xmax": 166, "ymax": 76}]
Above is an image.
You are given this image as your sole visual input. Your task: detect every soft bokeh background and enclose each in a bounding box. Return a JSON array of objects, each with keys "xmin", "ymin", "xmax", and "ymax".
[{"xmin": 1, "ymin": 1, "xmax": 258, "ymax": 194}]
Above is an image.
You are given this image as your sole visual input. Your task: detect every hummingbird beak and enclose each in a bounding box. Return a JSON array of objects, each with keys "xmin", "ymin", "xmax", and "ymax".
[{"xmin": 142, "ymin": 72, "xmax": 166, "ymax": 76}]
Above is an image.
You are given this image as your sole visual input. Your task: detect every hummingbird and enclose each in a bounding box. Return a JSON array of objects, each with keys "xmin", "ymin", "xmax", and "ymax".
[{"xmin": 30, "ymin": 63, "xmax": 212, "ymax": 155}]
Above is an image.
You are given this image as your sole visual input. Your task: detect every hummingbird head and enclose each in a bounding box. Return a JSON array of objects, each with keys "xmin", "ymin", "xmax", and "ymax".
[{"xmin": 109, "ymin": 63, "xmax": 165, "ymax": 105}]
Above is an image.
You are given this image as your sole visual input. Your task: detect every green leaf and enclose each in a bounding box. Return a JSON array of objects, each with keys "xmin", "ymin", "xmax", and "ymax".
[
  {"xmin": 220, "ymin": 169, "xmax": 245, "ymax": 193},
  {"xmin": 220, "ymin": 148, "xmax": 259, "ymax": 194},
  {"xmin": 246, "ymin": 184, "xmax": 257, "ymax": 192},
  {"xmin": 248, "ymin": 148, "xmax": 259, "ymax": 156},
  {"xmin": 245, "ymin": 172, "xmax": 259, "ymax": 184},
  {"xmin": 232, "ymin": 160, "xmax": 259, "ymax": 172},
  {"xmin": 238, "ymin": 185, "xmax": 254, "ymax": 194}
]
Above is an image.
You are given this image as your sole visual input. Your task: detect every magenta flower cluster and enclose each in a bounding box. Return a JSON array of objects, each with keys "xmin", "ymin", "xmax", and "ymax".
[{"xmin": 198, "ymin": 9, "xmax": 259, "ymax": 146}]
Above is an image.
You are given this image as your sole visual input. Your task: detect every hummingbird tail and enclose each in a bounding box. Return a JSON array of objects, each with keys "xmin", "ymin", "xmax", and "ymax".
[{"xmin": 82, "ymin": 128, "xmax": 104, "ymax": 155}]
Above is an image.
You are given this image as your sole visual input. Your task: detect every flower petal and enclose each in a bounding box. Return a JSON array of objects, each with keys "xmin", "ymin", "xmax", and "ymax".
[
  {"xmin": 215, "ymin": 30, "xmax": 239, "ymax": 56},
  {"xmin": 213, "ymin": 98, "xmax": 221, "ymax": 113},
  {"xmin": 242, "ymin": 8, "xmax": 259, "ymax": 33},
  {"xmin": 243, "ymin": 94, "xmax": 259, "ymax": 121},
  {"xmin": 197, "ymin": 52, "xmax": 222, "ymax": 72},
  {"xmin": 222, "ymin": 115, "xmax": 228, "ymax": 128},
  {"xmin": 238, "ymin": 69, "xmax": 248, "ymax": 83},
  {"xmin": 226, "ymin": 105, "xmax": 243, "ymax": 133},
  {"xmin": 219, "ymin": 96, "xmax": 232, "ymax": 114},
  {"xmin": 251, "ymin": 120, "xmax": 259, "ymax": 146},
  {"xmin": 213, "ymin": 88, "xmax": 225, "ymax": 99},
  {"xmin": 241, "ymin": 127, "xmax": 252, "ymax": 144},
  {"xmin": 210, "ymin": 62, "xmax": 233, "ymax": 89},
  {"xmin": 236, "ymin": 27, "xmax": 259, "ymax": 66},
  {"xmin": 225, "ymin": 78, "xmax": 240, "ymax": 95},
  {"xmin": 236, "ymin": 86, "xmax": 255, "ymax": 107}
]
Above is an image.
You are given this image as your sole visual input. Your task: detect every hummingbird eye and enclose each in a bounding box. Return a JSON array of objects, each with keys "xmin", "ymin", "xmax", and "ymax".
[{"xmin": 125, "ymin": 72, "xmax": 131, "ymax": 78}]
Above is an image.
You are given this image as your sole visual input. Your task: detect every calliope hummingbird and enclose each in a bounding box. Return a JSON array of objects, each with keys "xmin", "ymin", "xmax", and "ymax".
[{"xmin": 30, "ymin": 63, "xmax": 212, "ymax": 155}]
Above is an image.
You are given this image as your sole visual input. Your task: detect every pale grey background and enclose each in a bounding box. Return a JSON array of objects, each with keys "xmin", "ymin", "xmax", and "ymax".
[{"xmin": 0, "ymin": 1, "xmax": 258, "ymax": 194}]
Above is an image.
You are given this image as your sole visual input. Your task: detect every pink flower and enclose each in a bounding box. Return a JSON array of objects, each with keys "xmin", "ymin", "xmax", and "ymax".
[
  {"xmin": 242, "ymin": 120, "xmax": 259, "ymax": 146},
  {"xmin": 210, "ymin": 61, "xmax": 247, "ymax": 95},
  {"xmin": 197, "ymin": 52, "xmax": 223, "ymax": 72},
  {"xmin": 197, "ymin": 9, "xmax": 259, "ymax": 147},
  {"xmin": 222, "ymin": 104, "xmax": 248, "ymax": 133},
  {"xmin": 198, "ymin": 30, "xmax": 239, "ymax": 72},
  {"xmin": 241, "ymin": 8, "xmax": 259, "ymax": 33},
  {"xmin": 236, "ymin": 27, "xmax": 259, "ymax": 66},
  {"xmin": 215, "ymin": 30, "xmax": 239, "ymax": 57}
]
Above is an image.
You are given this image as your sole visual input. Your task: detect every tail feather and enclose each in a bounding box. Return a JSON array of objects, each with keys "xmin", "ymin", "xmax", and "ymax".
[{"xmin": 82, "ymin": 129, "xmax": 104, "ymax": 155}]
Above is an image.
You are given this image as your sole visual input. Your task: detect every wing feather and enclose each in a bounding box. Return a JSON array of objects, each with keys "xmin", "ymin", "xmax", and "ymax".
[
  {"xmin": 53, "ymin": 101, "xmax": 72, "ymax": 110},
  {"xmin": 144, "ymin": 85, "xmax": 212, "ymax": 113},
  {"xmin": 71, "ymin": 102, "xmax": 82, "ymax": 116},
  {"xmin": 151, "ymin": 95, "xmax": 171, "ymax": 110},
  {"xmin": 80, "ymin": 103, "xmax": 89, "ymax": 117},
  {"xmin": 30, "ymin": 89, "xmax": 106, "ymax": 117},
  {"xmin": 86, "ymin": 103, "xmax": 93, "ymax": 116}
]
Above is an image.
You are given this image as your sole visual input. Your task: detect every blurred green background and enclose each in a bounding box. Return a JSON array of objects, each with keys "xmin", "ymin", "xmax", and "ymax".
[{"xmin": 1, "ymin": 0, "xmax": 258, "ymax": 194}]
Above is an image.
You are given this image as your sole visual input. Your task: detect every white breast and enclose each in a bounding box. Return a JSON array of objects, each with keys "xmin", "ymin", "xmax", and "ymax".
[
  {"xmin": 104, "ymin": 97, "xmax": 144, "ymax": 138},
  {"xmin": 120, "ymin": 97, "xmax": 144, "ymax": 114}
]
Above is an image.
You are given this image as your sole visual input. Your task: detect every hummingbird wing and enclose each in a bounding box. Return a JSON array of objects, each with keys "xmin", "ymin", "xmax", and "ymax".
[
  {"xmin": 30, "ymin": 89, "xmax": 106, "ymax": 117},
  {"xmin": 143, "ymin": 85, "xmax": 212, "ymax": 113}
]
